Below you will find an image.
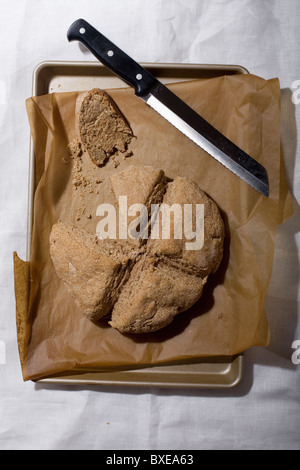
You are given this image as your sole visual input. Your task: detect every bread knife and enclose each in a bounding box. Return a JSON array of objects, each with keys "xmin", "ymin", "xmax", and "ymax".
[{"xmin": 67, "ymin": 19, "xmax": 269, "ymax": 197}]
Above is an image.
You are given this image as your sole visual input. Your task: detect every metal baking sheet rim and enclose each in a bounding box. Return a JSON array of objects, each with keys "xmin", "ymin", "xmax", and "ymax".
[{"xmin": 27, "ymin": 61, "xmax": 247, "ymax": 390}]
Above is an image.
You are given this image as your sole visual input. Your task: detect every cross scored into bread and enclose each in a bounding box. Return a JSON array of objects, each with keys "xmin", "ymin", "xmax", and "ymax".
[{"xmin": 50, "ymin": 165, "xmax": 224, "ymax": 334}]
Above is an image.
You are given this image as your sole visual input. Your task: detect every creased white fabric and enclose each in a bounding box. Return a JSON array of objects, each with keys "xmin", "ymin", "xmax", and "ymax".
[{"xmin": 0, "ymin": 0, "xmax": 299, "ymax": 450}]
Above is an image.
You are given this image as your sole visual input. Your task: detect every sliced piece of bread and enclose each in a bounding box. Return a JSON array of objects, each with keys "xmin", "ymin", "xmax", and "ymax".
[{"xmin": 76, "ymin": 88, "xmax": 133, "ymax": 166}]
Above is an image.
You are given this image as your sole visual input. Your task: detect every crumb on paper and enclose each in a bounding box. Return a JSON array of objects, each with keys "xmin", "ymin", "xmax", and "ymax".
[
  {"xmin": 110, "ymin": 148, "xmax": 133, "ymax": 168},
  {"xmin": 68, "ymin": 139, "xmax": 95, "ymax": 193},
  {"xmin": 123, "ymin": 150, "xmax": 133, "ymax": 159},
  {"xmin": 75, "ymin": 205, "xmax": 86, "ymax": 222},
  {"xmin": 61, "ymin": 154, "xmax": 70, "ymax": 165},
  {"xmin": 68, "ymin": 139, "xmax": 82, "ymax": 160},
  {"xmin": 110, "ymin": 153, "xmax": 121, "ymax": 169}
]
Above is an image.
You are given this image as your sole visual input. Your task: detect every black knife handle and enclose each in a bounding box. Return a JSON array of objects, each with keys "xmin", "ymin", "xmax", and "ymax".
[{"xmin": 67, "ymin": 19, "xmax": 158, "ymax": 96}]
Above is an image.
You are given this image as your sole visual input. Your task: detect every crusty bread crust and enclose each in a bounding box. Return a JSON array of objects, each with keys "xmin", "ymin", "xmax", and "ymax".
[{"xmin": 49, "ymin": 221, "xmax": 135, "ymax": 321}]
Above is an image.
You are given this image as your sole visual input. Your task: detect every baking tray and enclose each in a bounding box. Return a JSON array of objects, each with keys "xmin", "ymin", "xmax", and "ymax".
[{"xmin": 28, "ymin": 61, "xmax": 247, "ymax": 389}]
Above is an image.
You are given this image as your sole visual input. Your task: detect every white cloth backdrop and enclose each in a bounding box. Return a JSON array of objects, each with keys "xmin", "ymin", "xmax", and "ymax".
[{"xmin": 0, "ymin": 0, "xmax": 299, "ymax": 450}]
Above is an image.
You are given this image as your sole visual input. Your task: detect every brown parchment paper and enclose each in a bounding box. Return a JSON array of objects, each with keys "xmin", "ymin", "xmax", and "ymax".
[{"xmin": 14, "ymin": 74, "xmax": 293, "ymax": 381}]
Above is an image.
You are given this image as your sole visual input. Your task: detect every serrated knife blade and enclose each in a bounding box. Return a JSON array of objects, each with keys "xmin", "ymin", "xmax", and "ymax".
[{"xmin": 67, "ymin": 19, "xmax": 269, "ymax": 197}]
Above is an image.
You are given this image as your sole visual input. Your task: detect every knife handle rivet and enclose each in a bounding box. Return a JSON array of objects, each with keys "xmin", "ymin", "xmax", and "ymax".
[
  {"xmin": 136, "ymin": 73, "xmax": 143, "ymax": 81},
  {"xmin": 107, "ymin": 50, "xmax": 114, "ymax": 57},
  {"xmin": 79, "ymin": 27, "xmax": 86, "ymax": 34}
]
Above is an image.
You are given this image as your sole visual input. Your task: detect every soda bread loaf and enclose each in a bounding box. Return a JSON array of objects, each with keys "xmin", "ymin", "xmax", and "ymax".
[
  {"xmin": 50, "ymin": 165, "xmax": 225, "ymax": 333},
  {"xmin": 76, "ymin": 88, "xmax": 133, "ymax": 166}
]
